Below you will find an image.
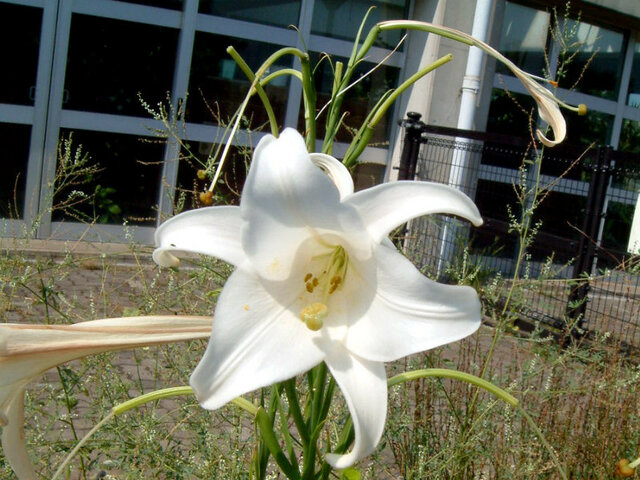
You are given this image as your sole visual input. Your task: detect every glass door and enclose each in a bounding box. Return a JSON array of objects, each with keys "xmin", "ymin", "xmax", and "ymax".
[
  {"xmin": 37, "ymin": 0, "xmax": 184, "ymax": 242},
  {"xmin": 0, "ymin": 0, "xmax": 57, "ymax": 234}
]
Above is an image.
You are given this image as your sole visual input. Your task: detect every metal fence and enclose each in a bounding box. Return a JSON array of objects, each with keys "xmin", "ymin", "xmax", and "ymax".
[{"xmin": 398, "ymin": 113, "xmax": 640, "ymax": 348}]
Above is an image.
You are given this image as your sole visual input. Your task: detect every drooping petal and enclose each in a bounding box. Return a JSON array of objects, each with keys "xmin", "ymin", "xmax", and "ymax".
[
  {"xmin": 190, "ymin": 268, "xmax": 325, "ymax": 410},
  {"xmin": 240, "ymin": 128, "xmax": 365, "ymax": 280},
  {"xmin": 153, "ymin": 206, "xmax": 245, "ymax": 268},
  {"xmin": 309, "ymin": 152, "xmax": 354, "ymax": 199},
  {"xmin": 324, "ymin": 347, "xmax": 387, "ymax": 469},
  {"xmin": 0, "ymin": 316, "xmax": 211, "ymax": 480},
  {"xmin": 345, "ymin": 181, "xmax": 482, "ymax": 243},
  {"xmin": 1, "ymin": 390, "xmax": 34, "ymax": 480},
  {"xmin": 345, "ymin": 245, "xmax": 481, "ymax": 362},
  {"xmin": 511, "ymin": 69, "xmax": 566, "ymax": 147}
]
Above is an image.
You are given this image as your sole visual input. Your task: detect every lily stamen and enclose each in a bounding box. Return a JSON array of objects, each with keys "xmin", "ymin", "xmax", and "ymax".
[{"xmin": 299, "ymin": 246, "xmax": 349, "ymax": 330}]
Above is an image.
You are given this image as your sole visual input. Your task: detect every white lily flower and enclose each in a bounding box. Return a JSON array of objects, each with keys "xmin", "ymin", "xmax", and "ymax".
[
  {"xmin": 153, "ymin": 128, "xmax": 483, "ymax": 468},
  {"xmin": 0, "ymin": 315, "xmax": 212, "ymax": 480}
]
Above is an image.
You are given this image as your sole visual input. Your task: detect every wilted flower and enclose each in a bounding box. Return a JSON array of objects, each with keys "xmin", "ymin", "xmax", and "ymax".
[{"xmin": 0, "ymin": 315, "xmax": 211, "ymax": 480}]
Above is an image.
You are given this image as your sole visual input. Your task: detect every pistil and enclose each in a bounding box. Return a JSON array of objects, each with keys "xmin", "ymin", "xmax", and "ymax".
[{"xmin": 299, "ymin": 245, "xmax": 349, "ymax": 330}]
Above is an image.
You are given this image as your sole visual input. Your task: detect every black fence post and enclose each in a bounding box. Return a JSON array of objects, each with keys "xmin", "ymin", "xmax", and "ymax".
[
  {"xmin": 398, "ymin": 112, "xmax": 426, "ymax": 180},
  {"xmin": 566, "ymin": 145, "xmax": 613, "ymax": 339}
]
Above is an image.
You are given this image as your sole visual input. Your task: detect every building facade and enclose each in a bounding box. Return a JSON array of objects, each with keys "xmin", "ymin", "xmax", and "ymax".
[{"xmin": 1, "ymin": 0, "xmax": 639, "ymax": 246}]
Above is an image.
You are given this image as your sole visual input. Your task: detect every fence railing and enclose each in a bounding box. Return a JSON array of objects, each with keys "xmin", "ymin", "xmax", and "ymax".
[{"xmin": 398, "ymin": 112, "xmax": 640, "ymax": 348}]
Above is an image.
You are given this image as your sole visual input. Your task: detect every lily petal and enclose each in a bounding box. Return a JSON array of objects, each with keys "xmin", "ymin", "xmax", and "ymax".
[
  {"xmin": 190, "ymin": 269, "xmax": 325, "ymax": 410},
  {"xmin": 345, "ymin": 181, "xmax": 482, "ymax": 243},
  {"xmin": 240, "ymin": 129, "xmax": 349, "ymax": 280},
  {"xmin": 309, "ymin": 153, "xmax": 354, "ymax": 199},
  {"xmin": 324, "ymin": 347, "xmax": 387, "ymax": 469},
  {"xmin": 346, "ymin": 245, "xmax": 481, "ymax": 362},
  {"xmin": 0, "ymin": 316, "xmax": 211, "ymax": 480},
  {"xmin": 2, "ymin": 390, "xmax": 34, "ymax": 480},
  {"xmin": 511, "ymin": 69, "xmax": 566, "ymax": 147},
  {"xmin": 153, "ymin": 206, "xmax": 245, "ymax": 268}
]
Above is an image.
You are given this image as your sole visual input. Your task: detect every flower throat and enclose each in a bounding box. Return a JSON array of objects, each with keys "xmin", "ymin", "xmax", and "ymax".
[{"xmin": 299, "ymin": 245, "xmax": 348, "ymax": 331}]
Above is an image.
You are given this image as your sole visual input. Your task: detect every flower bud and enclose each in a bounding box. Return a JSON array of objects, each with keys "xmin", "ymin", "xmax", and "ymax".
[
  {"xmin": 616, "ymin": 459, "xmax": 635, "ymax": 478},
  {"xmin": 199, "ymin": 191, "xmax": 214, "ymax": 206}
]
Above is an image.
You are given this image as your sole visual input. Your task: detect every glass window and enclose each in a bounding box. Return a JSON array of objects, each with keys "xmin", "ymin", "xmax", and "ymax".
[
  {"xmin": 496, "ymin": 1, "xmax": 550, "ymax": 77},
  {"xmin": 52, "ymin": 130, "xmax": 163, "ymax": 226},
  {"xmin": 627, "ymin": 41, "xmax": 640, "ymax": 108},
  {"xmin": 0, "ymin": 123, "xmax": 30, "ymax": 219},
  {"xmin": 64, "ymin": 14, "xmax": 178, "ymax": 116},
  {"xmin": 298, "ymin": 53, "xmax": 400, "ymax": 145},
  {"xmin": 312, "ymin": 0, "xmax": 409, "ymax": 50},
  {"xmin": 485, "ymin": 88, "xmax": 536, "ymax": 139},
  {"xmin": 121, "ymin": 0, "xmax": 183, "ymax": 9},
  {"xmin": 565, "ymin": 110, "xmax": 613, "ymax": 146},
  {"xmin": 0, "ymin": 3, "xmax": 42, "ymax": 106},
  {"xmin": 619, "ymin": 119, "xmax": 640, "ymax": 154},
  {"xmin": 187, "ymin": 32, "xmax": 292, "ymax": 127},
  {"xmin": 557, "ymin": 19, "xmax": 624, "ymax": 100},
  {"xmin": 198, "ymin": 0, "xmax": 301, "ymax": 28}
]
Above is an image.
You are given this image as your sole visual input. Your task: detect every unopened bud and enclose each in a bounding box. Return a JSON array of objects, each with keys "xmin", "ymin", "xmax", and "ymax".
[
  {"xmin": 616, "ymin": 459, "xmax": 635, "ymax": 478},
  {"xmin": 199, "ymin": 191, "xmax": 214, "ymax": 206},
  {"xmin": 197, "ymin": 169, "xmax": 207, "ymax": 180}
]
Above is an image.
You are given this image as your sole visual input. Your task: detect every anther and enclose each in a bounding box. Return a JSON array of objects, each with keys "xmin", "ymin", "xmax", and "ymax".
[
  {"xmin": 312, "ymin": 277, "xmax": 319, "ymax": 287},
  {"xmin": 305, "ymin": 282, "xmax": 314, "ymax": 293},
  {"xmin": 304, "ymin": 273, "xmax": 312, "ymax": 282}
]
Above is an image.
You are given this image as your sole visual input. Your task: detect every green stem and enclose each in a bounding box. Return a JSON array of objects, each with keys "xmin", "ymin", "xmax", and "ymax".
[
  {"xmin": 284, "ymin": 378, "xmax": 310, "ymax": 447},
  {"xmin": 322, "ymin": 61, "xmax": 344, "ymax": 154},
  {"xmin": 256, "ymin": 406, "xmax": 301, "ymax": 480},
  {"xmin": 342, "ymin": 54, "xmax": 453, "ymax": 167},
  {"xmin": 300, "ymin": 54, "xmax": 317, "ymax": 151},
  {"xmin": 517, "ymin": 406, "xmax": 567, "ymax": 480},
  {"xmin": 226, "ymin": 46, "xmax": 279, "ymax": 137},
  {"xmin": 387, "ymin": 368, "xmax": 518, "ymax": 407}
]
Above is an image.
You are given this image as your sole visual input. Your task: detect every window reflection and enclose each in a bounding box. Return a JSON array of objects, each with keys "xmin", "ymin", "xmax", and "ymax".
[
  {"xmin": 64, "ymin": 14, "xmax": 178, "ymax": 116},
  {"xmin": 198, "ymin": 0, "xmax": 301, "ymax": 28},
  {"xmin": 52, "ymin": 130, "xmax": 163, "ymax": 226},
  {"xmin": 497, "ymin": 1, "xmax": 550, "ymax": 76},
  {"xmin": 558, "ymin": 19, "xmax": 623, "ymax": 100},
  {"xmin": 0, "ymin": 3, "xmax": 42, "ymax": 106},
  {"xmin": 0, "ymin": 123, "xmax": 30, "ymax": 219},
  {"xmin": 627, "ymin": 42, "xmax": 640, "ymax": 108},
  {"xmin": 565, "ymin": 110, "xmax": 612, "ymax": 145},
  {"xmin": 312, "ymin": 0, "xmax": 408, "ymax": 49},
  {"xmin": 188, "ymin": 32, "xmax": 291, "ymax": 127}
]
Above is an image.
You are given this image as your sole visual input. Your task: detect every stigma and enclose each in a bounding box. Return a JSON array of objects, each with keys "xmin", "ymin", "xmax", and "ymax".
[{"xmin": 300, "ymin": 302, "xmax": 328, "ymax": 331}]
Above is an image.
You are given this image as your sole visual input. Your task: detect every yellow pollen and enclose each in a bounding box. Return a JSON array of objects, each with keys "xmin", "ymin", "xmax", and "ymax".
[
  {"xmin": 305, "ymin": 282, "xmax": 314, "ymax": 293},
  {"xmin": 300, "ymin": 302, "xmax": 328, "ymax": 331},
  {"xmin": 312, "ymin": 277, "xmax": 319, "ymax": 287},
  {"xmin": 304, "ymin": 273, "xmax": 312, "ymax": 282}
]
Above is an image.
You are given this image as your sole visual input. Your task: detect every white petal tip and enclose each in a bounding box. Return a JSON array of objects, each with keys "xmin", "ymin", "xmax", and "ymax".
[
  {"xmin": 536, "ymin": 128, "xmax": 562, "ymax": 147},
  {"xmin": 325, "ymin": 452, "xmax": 356, "ymax": 469},
  {"xmin": 152, "ymin": 248, "xmax": 180, "ymax": 268}
]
